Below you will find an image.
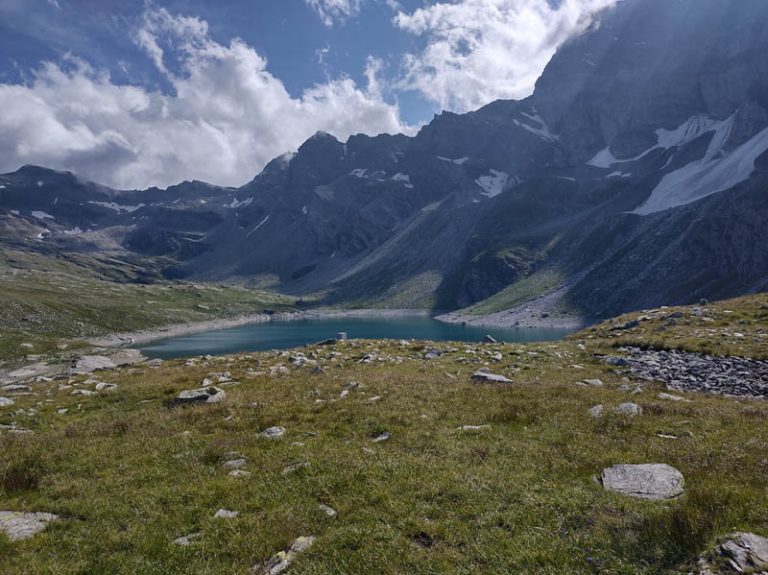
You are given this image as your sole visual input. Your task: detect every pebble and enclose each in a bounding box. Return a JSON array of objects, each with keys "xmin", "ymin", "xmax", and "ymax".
[
  {"xmin": 94, "ymin": 382, "xmax": 118, "ymax": 391},
  {"xmin": 282, "ymin": 462, "xmax": 310, "ymax": 475},
  {"xmin": 229, "ymin": 469, "xmax": 252, "ymax": 478},
  {"xmin": 458, "ymin": 425, "xmax": 490, "ymax": 431},
  {"xmin": 583, "ymin": 379, "xmax": 604, "ymax": 387},
  {"xmin": 172, "ymin": 532, "xmax": 202, "ymax": 546},
  {"xmin": 318, "ymin": 504, "xmax": 337, "ymax": 518},
  {"xmin": 371, "ymin": 431, "xmax": 391, "ymax": 443}
]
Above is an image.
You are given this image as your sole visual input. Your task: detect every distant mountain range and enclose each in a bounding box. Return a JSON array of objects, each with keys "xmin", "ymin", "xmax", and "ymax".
[{"xmin": 3, "ymin": 0, "xmax": 768, "ymax": 323}]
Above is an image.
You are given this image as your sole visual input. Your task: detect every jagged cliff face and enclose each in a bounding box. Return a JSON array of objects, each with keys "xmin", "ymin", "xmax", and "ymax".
[{"xmin": 2, "ymin": 0, "xmax": 768, "ymax": 319}]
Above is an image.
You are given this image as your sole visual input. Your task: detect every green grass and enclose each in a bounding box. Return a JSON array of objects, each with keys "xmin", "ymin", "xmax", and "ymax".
[
  {"xmin": 1, "ymin": 312, "xmax": 767, "ymax": 573},
  {"xmin": 462, "ymin": 269, "xmax": 565, "ymax": 316},
  {"xmin": 0, "ymin": 248, "xmax": 295, "ymax": 362},
  {"xmin": 578, "ymin": 293, "xmax": 768, "ymax": 359}
]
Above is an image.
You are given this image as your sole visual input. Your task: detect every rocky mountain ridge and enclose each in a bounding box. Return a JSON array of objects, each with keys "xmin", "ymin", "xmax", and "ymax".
[{"xmin": 2, "ymin": 0, "xmax": 768, "ymax": 321}]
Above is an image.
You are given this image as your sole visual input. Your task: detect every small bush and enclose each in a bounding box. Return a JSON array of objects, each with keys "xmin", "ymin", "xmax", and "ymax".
[{"xmin": 2, "ymin": 459, "xmax": 43, "ymax": 492}]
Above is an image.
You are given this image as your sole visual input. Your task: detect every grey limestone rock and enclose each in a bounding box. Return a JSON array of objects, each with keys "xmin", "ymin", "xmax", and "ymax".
[{"xmin": 602, "ymin": 464, "xmax": 685, "ymax": 500}]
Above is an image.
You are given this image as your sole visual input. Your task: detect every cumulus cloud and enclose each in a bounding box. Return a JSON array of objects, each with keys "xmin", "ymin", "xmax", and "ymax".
[
  {"xmin": 0, "ymin": 6, "xmax": 408, "ymax": 189},
  {"xmin": 394, "ymin": 0, "xmax": 617, "ymax": 112},
  {"xmin": 305, "ymin": 0, "xmax": 361, "ymax": 27}
]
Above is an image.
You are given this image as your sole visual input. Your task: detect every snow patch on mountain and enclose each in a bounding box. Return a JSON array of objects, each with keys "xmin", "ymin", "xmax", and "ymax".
[
  {"xmin": 350, "ymin": 169, "xmax": 367, "ymax": 178},
  {"xmin": 589, "ymin": 115, "xmax": 735, "ymax": 169},
  {"xmin": 437, "ymin": 156, "xmax": 469, "ymax": 165},
  {"xmin": 476, "ymin": 170, "xmax": 510, "ymax": 198},
  {"xmin": 88, "ymin": 201, "xmax": 144, "ymax": 213},
  {"xmin": 226, "ymin": 197, "xmax": 253, "ymax": 209},
  {"xmin": 246, "ymin": 214, "xmax": 270, "ymax": 236},
  {"xmin": 656, "ymin": 115, "xmax": 731, "ymax": 149},
  {"xmin": 515, "ymin": 111, "xmax": 558, "ymax": 141},
  {"xmin": 634, "ymin": 124, "xmax": 768, "ymax": 215},
  {"xmin": 391, "ymin": 173, "xmax": 414, "ymax": 188},
  {"xmin": 31, "ymin": 211, "xmax": 54, "ymax": 220}
]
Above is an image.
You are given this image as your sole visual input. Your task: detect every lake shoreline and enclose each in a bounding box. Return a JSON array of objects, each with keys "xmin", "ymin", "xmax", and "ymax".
[{"xmin": 87, "ymin": 308, "xmax": 436, "ymax": 349}]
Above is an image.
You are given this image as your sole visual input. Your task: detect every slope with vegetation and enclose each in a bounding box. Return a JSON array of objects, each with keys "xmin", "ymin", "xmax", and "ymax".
[{"xmin": 1, "ymin": 294, "xmax": 766, "ymax": 574}]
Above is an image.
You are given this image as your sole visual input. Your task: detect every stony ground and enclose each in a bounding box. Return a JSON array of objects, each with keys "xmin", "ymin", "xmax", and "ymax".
[{"xmin": 1, "ymin": 296, "xmax": 768, "ymax": 574}]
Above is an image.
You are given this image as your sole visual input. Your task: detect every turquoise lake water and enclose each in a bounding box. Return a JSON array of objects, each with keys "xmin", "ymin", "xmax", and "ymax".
[{"xmin": 139, "ymin": 316, "xmax": 575, "ymax": 359}]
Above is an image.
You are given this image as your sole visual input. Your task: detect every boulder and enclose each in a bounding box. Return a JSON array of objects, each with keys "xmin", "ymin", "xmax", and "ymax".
[
  {"xmin": 71, "ymin": 355, "xmax": 116, "ymax": 374},
  {"xmin": 615, "ymin": 402, "xmax": 643, "ymax": 417},
  {"xmin": 602, "ymin": 464, "xmax": 684, "ymax": 500},
  {"xmin": 173, "ymin": 387, "xmax": 226, "ymax": 406},
  {"xmin": 699, "ymin": 532, "xmax": 768, "ymax": 574},
  {"xmin": 0, "ymin": 397, "xmax": 15, "ymax": 408},
  {"xmin": 471, "ymin": 371, "xmax": 512, "ymax": 384},
  {"xmin": 0, "ymin": 511, "xmax": 59, "ymax": 541}
]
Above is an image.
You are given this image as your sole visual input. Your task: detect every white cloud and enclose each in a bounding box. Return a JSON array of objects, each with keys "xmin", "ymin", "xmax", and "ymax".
[
  {"xmin": 305, "ymin": 0, "xmax": 361, "ymax": 27},
  {"xmin": 394, "ymin": 0, "xmax": 617, "ymax": 112},
  {"xmin": 0, "ymin": 7, "xmax": 409, "ymax": 189}
]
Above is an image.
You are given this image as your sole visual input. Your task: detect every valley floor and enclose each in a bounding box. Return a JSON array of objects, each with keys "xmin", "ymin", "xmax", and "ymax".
[{"xmin": 1, "ymin": 295, "xmax": 767, "ymax": 574}]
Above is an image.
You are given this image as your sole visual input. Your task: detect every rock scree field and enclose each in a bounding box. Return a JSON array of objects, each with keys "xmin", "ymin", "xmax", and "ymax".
[{"xmin": 1, "ymin": 294, "xmax": 768, "ymax": 574}]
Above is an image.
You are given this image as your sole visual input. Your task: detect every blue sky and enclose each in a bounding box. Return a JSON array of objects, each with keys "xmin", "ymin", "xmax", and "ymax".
[
  {"xmin": 0, "ymin": 0, "xmax": 617, "ymax": 188},
  {"xmin": 0, "ymin": 0, "xmax": 435, "ymax": 123}
]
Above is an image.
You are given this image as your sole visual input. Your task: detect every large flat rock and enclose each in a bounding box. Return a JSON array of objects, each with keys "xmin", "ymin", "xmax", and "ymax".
[
  {"xmin": 0, "ymin": 511, "xmax": 59, "ymax": 541},
  {"xmin": 602, "ymin": 464, "xmax": 685, "ymax": 500}
]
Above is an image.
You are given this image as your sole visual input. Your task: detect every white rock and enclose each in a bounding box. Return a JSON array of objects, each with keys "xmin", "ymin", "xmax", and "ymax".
[
  {"xmin": 281, "ymin": 462, "xmax": 310, "ymax": 475},
  {"xmin": 458, "ymin": 425, "xmax": 491, "ymax": 431},
  {"xmin": 372, "ymin": 431, "xmax": 391, "ymax": 443},
  {"xmin": 658, "ymin": 392, "xmax": 691, "ymax": 402},
  {"xmin": 172, "ymin": 532, "xmax": 202, "ymax": 546},
  {"xmin": 214, "ymin": 509, "xmax": 239, "ymax": 519},
  {"xmin": 471, "ymin": 371, "xmax": 512, "ymax": 384},
  {"xmin": 229, "ymin": 469, "xmax": 252, "ymax": 478},
  {"xmin": 174, "ymin": 387, "xmax": 226, "ymax": 406},
  {"xmin": 0, "ymin": 397, "xmax": 15, "ymax": 408},
  {"xmin": 94, "ymin": 382, "xmax": 118, "ymax": 392},
  {"xmin": 588, "ymin": 405, "xmax": 605, "ymax": 418},
  {"xmin": 318, "ymin": 504, "xmax": 337, "ymax": 518},
  {"xmin": 0, "ymin": 511, "xmax": 59, "ymax": 541},
  {"xmin": 259, "ymin": 536, "xmax": 315, "ymax": 575},
  {"xmin": 223, "ymin": 458, "xmax": 248, "ymax": 470},
  {"xmin": 260, "ymin": 426, "xmax": 286, "ymax": 439},
  {"xmin": 615, "ymin": 402, "xmax": 643, "ymax": 417}
]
